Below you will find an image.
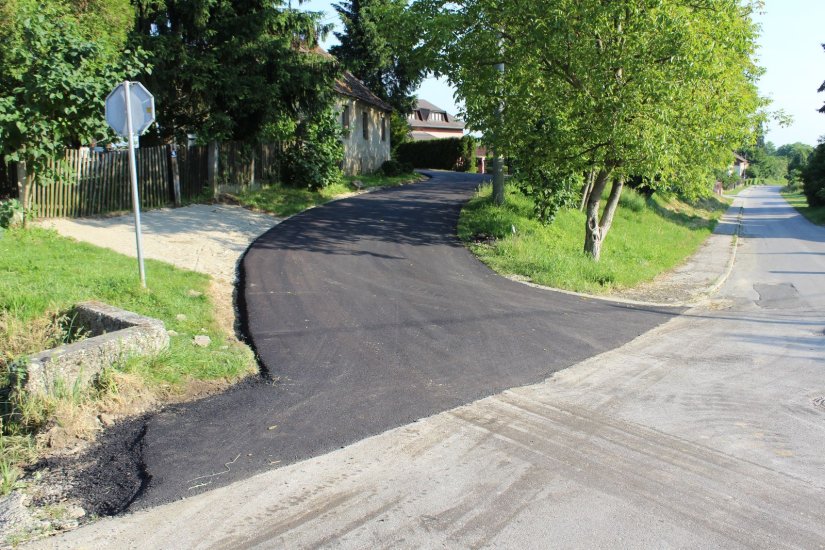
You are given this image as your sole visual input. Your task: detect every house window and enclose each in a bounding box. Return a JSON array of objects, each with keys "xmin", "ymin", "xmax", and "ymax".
[
  {"xmin": 381, "ymin": 116, "xmax": 386, "ymax": 142},
  {"xmin": 342, "ymin": 106, "xmax": 350, "ymax": 129},
  {"xmin": 362, "ymin": 111, "xmax": 368, "ymax": 140}
]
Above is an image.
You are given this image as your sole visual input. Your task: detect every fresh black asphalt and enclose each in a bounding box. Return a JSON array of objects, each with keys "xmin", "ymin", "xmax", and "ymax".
[{"xmin": 78, "ymin": 171, "xmax": 681, "ymax": 512}]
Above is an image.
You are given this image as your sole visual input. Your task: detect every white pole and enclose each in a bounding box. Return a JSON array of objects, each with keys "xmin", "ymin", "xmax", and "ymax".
[{"xmin": 124, "ymin": 81, "xmax": 147, "ymax": 288}]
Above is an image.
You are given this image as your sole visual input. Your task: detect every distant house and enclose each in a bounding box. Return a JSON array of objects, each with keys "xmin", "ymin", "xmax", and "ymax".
[
  {"xmin": 335, "ymin": 72, "xmax": 392, "ymax": 175},
  {"xmin": 732, "ymin": 152, "xmax": 749, "ymax": 178},
  {"xmin": 407, "ymin": 100, "xmax": 465, "ymax": 141}
]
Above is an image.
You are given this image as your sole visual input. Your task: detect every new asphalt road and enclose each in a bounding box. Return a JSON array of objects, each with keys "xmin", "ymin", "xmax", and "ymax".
[{"xmin": 84, "ymin": 171, "xmax": 679, "ymax": 512}]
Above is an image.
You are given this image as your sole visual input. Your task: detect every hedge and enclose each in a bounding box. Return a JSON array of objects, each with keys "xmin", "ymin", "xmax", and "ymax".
[{"xmin": 396, "ymin": 136, "xmax": 477, "ymax": 172}]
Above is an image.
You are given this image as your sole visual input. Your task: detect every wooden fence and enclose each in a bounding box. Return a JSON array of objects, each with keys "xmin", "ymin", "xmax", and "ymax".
[{"xmin": 6, "ymin": 141, "xmax": 285, "ymax": 219}]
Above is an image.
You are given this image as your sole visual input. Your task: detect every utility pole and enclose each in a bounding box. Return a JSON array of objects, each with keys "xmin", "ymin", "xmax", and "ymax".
[{"xmin": 492, "ymin": 39, "xmax": 505, "ymax": 206}]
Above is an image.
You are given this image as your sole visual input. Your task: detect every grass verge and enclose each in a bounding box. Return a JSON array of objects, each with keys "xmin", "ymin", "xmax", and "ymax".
[
  {"xmin": 0, "ymin": 227, "xmax": 256, "ymax": 494},
  {"xmin": 458, "ymin": 185, "xmax": 729, "ymax": 294},
  {"xmin": 232, "ymin": 172, "xmax": 423, "ymax": 217},
  {"xmin": 780, "ymin": 189, "xmax": 825, "ymax": 226}
]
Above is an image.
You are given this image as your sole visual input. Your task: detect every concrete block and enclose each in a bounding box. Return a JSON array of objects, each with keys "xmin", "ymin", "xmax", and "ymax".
[{"xmin": 23, "ymin": 301, "xmax": 169, "ymax": 395}]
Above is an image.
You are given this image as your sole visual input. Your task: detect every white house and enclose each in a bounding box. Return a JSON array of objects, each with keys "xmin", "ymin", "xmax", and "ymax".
[{"xmin": 335, "ymin": 72, "xmax": 392, "ymax": 175}]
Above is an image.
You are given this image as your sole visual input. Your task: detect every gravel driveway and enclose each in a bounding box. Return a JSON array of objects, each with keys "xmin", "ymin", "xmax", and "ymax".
[{"xmin": 37, "ymin": 204, "xmax": 280, "ymax": 285}]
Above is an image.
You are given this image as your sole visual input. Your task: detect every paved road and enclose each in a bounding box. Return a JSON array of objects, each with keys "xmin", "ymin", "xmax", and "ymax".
[
  {"xmin": 95, "ymin": 171, "xmax": 677, "ymax": 511},
  {"xmin": 38, "ymin": 186, "xmax": 825, "ymax": 548}
]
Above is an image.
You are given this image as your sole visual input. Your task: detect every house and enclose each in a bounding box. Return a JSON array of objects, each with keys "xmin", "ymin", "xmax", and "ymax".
[
  {"xmin": 407, "ymin": 100, "xmax": 465, "ymax": 141},
  {"xmin": 732, "ymin": 152, "xmax": 749, "ymax": 178},
  {"xmin": 335, "ymin": 72, "xmax": 392, "ymax": 175}
]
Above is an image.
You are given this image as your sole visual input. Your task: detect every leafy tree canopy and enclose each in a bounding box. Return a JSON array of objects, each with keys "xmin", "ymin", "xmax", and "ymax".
[
  {"xmin": 414, "ymin": 0, "xmax": 765, "ymax": 259},
  {"xmin": 330, "ymin": 0, "xmax": 427, "ymax": 114},
  {"xmin": 132, "ymin": 0, "xmax": 340, "ymax": 144},
  {"xmin": 0, "ymin": 0, "xmax": 144, "ymax": 180}
]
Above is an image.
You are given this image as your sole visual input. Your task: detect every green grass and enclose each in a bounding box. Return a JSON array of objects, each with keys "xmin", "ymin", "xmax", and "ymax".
[
  {"xmin": 458, "ymin": 185, "xmax": 728, "ymax": 294},
  {"xmin": 724, "ymin": 185, "xmax": 751, "ymax": 196},
  {"xmin": 0, "ymin": 228, "xmax": 256, "ymax": 492},
  {"xmin": 780, "ymin": 189, "xmax": 825, "ymax": 226},
  {"xmin": 0, "ymin": 228, "xmax": 254, "ymax": 386},
  {"xmin": 233, "ymin": 173, "xmax": 423, "ymax": 217}
]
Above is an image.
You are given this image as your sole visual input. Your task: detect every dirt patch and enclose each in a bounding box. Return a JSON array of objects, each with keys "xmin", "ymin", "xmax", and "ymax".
[{"xmin": 29, "ymin": 414, "xmax": 149, "ymax": 518}]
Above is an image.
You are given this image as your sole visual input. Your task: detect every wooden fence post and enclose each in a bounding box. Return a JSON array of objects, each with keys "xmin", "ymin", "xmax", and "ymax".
[
  {"xmin": 207, "ymin": 141, "xmax": 219, "ymax": 198},
  {"xmin": 168, "ymin": 144, "xmax": 182, "ymax": 206},
  {"xmin": 16, "ymin": 161, "xmax": 29, "ymax": 225}
]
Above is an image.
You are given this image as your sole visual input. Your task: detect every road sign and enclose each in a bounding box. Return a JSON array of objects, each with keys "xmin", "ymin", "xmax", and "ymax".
[
  {"xmin": 106, "ymin": 81, "xmax": 155, "ymax": 287},
  {"xmin": 105, "ymin": 82, "xmax": 155, "ymax": 137}
]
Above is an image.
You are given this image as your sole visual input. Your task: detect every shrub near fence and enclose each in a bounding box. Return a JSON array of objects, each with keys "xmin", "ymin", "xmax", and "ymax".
[{"xmin": 11, "ymin": 141, "xmax": 286, "ymax": 219}]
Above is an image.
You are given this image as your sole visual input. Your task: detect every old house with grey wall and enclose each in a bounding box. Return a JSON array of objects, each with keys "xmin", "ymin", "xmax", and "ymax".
[{"xmin": 334, "ymin": 72, "xmax": 392, "ymax": 175}]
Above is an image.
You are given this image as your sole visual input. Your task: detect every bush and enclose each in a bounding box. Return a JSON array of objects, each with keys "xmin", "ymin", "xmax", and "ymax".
[
  {"xmin": 0, "ymin": 199, "xmax": 24, "ymax": 229},
  {"xmin": 396, "ymin": 136, "xmax": 477, "ymax": 172},
  {"xmin": 380, "ymin": 160, "xmax": 403, "ymax": 177},
  {"xmin": 802, "ymin": 141, "xmax": 825, "ymax": 207},
  {"xmin": 283, "ymin": 107, "xmax": 344, "ymax": 191}
]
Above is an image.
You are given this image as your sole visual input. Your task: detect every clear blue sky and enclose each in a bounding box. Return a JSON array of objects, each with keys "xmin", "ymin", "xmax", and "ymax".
[{"xmin": 302, "ymin": 0, "xmax": 825, "ymax": 147}]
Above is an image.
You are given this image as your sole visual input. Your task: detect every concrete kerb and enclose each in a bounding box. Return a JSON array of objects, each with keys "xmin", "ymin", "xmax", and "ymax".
[
  {"xmin": 502, "ymin": 206, "xmax": 745, "ymax": 309},
  {"xmin": 22, "ymin": 301, "xmax": 169, "ymax": 395}
]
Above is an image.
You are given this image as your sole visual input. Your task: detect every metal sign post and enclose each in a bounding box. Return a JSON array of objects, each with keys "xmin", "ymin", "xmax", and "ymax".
[
  {"xmin": 105, "ymin": 81, "xmax": 155, "ymax": 288},
  {"xmin": 124, "ymin": 81, "xmax": 146, "ymax": 287}
]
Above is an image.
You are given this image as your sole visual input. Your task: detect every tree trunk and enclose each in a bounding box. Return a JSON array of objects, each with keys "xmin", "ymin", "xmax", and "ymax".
[
  {"xmin": 580, "ymin": 169, "xmax": 595, "ymax": 211},
  {"xmin": 583, "ymin": 169, "xmax": 611, "ymax": 261},
  {"xmin": 492, "ymin": 155, "xmax": 505, "ymax": 205},
  {"xmin": 599, "ymin": 177, "xmax": 624, "ymax": 238}
]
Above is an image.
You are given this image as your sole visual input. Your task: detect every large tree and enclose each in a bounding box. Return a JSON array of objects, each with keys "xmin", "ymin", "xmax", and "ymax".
[
  {"xmin": 0, "ymin": 0, "xmax": 142, "ymax": 179},
  {"xmin": 330, "ymin": 0, "xmax": 428, "ymax": 151},
  {"xmin": 132, "ymin": 0, "xmax": 339, "ymax": 144},
  {"xmin": 416, "ymin": 0, "xmax": 764, "ymax": 260},
  {"xmin": 330, "ymin": 0, "xmax": 425, "ymax": 113}
]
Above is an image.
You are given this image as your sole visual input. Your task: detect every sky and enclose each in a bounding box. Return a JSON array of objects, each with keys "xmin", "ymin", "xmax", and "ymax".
[{"xmin": 301, "ymin": 0, "xmax": 825, "ymax": 147}]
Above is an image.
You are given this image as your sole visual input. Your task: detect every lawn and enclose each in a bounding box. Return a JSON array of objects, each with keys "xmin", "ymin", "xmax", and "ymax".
[
  {"xmin": 458, "ymin": 185, "xmax": 729, "ymax": 294},
  {"xmin": 0, "ymin": 227, "xmax": 256, "ymax": 492},
  {"xmin": 233, "ymin": 173, "xmax": 423, "ymax": 217},
  {"xmin": 780, "ymin": 189, "xmax": 825, "ymax": 226}
]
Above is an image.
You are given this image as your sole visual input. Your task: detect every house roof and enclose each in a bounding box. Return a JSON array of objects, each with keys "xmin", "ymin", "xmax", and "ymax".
[
  {"xmin": 409, "ymin": 100, "xmax": 465, "ymax": 131},
  {"xmin": 733, "ymin": 152, "xmax": 748, "ymax": 164},
  {"xmin": 334, "ymin": 72, "xmax": 393, "ymax": 113},
  {"xmin": 308, "ymin": 46, "xmax": 393, "ymax": 112}
]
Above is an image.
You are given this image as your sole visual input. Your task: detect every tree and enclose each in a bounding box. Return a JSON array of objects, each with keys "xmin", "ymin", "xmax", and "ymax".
[
  {"xmin": 330, "ymin": 0, "xmax": 426, "ymax": 113},
  {"xmin": 132, "ymin": 0, "xmax": 339, "ymax": 145},
  {"xmin": 416, "ymin": 0, "xmax": 764, "ymax": 260},
  {"xmin": 802, "ymin": 139, "xmax": 825, "ymax": 206},
  {"xmin": 0, "ymin": 0, "xmax": 143, "ymax": 181},
  {"xmin": 776, "ymin": 142, "xmax": 813, "ymax": 183},
  {"xmin": 330, "ymin": 0, "xmax": 428, "ymax": 152}
]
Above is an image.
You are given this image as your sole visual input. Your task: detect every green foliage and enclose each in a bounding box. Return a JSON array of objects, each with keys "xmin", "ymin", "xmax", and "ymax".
[
  {"xmin": 515, "ymin": 168, "xmax": 580, "ymax": 224},
  {"xmin": 458, "ymin": 185, "xmax": 727, "ymax": 293},
  {"xmin": 132, "ymin": 0, "xmax": 339, "ymax": 144},
  {"xmin": 0, "ymin": 199, "xmax": 24, "ymax": 229},
  {"xmin": 330, "ymin": 0, "xmax": 426, "ymax": 113},
  {"xmin": 380, "ymin": 159, "xmax": 404, "ymax": 176},
  {"xmin": 283, "ymin": 107, "xmax": 344, "ymax": 190},
  {"xmin": 802, "ymin": 140, "xmax": 825, "ymax": 207},
  {"xmin": 416, "ymin": 0, "xmax": 765, "ymax": 257},
  {"xmin": 396, "ymin": 136, "xmax": 476, "ymax": 171},
  {"xmin": 741, "ymin": 141, "xmax": 790, "ymax": 182},
  {"xmin": 776, "ymin": 142, "xmax": 814, "ymax": 183},
  {"xmin": 390, "ymin": 112, "xmax": 412, "ymax": 154},
  {"xmin": 0, "ymin": 0, "xmax": 146, "ymax": 182}
]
